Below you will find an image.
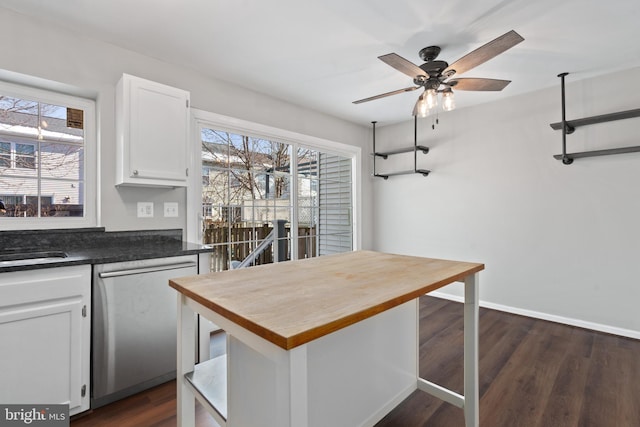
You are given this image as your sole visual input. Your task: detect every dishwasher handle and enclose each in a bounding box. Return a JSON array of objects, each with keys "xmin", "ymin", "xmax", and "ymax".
[{"xmin": 97, "ymin": 261, "xmax": 197, "ymax": 279}]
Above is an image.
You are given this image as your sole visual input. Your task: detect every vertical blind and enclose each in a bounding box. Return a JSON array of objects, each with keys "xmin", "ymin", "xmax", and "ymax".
[{"xmin": 318, "ymin": 153, "xmax": 352, "ymax": 255}]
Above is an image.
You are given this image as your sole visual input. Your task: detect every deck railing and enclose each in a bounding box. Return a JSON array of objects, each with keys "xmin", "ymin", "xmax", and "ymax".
[{"xmin": 204, "ymin": 222, "xmax": 316, "ymax": 271}]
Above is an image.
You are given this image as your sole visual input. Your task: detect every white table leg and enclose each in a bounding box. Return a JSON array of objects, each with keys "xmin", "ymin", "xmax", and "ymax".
[
  {"xmin": 464, "ymin": 273, "xmax": 479, "ymax": 427},
  {"xmin": 177, "ymin": 294, "xmax": 196, "ymax": 427}
]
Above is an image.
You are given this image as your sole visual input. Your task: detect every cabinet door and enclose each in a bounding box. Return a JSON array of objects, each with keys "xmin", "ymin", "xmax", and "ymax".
[
  {"xmin": 0, "ymin": 265, "xmax": 90, "ymax": 416},
  {"xmin": 117, "ymin": 74, "xmax": 190, "ymax": 187}
]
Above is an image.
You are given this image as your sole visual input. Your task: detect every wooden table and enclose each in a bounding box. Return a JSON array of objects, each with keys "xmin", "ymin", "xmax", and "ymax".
[{"xmin": 170, "ymin": 250, "xmax": 484, "ymax": 427}]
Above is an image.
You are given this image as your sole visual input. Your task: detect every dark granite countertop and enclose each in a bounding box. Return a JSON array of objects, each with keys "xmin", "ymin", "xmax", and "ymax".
[{"xmin": 0, "ymin": 227, "xmax": 213, "ymax": 273}]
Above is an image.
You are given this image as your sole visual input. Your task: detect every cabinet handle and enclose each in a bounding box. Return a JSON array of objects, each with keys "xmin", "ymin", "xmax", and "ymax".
[
  {"xmin": 132, "ymin": 170, "xmax": 138, "ymax": 176},
  {"xmin": 98, "ymin": 261, "xmax": 197, "ymax": 278}
]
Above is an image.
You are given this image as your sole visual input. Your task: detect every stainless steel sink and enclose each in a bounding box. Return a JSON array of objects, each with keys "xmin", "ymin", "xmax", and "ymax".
[{"xmin": 0, "ymin": 250, "xmax": 68, "ymax": 266}]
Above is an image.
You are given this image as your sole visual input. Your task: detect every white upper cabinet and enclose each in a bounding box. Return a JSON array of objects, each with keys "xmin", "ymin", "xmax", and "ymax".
[{"xmin": 116, "ymin": 74, "xmax": 190, "ymax": 187}]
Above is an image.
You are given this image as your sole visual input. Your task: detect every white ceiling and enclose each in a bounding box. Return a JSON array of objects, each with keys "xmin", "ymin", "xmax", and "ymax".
[{"xmin": 2, "ymin": 0, "xmax": 640, "ymax": 126}]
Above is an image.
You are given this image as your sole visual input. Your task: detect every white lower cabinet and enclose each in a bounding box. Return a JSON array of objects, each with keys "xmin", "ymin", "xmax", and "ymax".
[{"xmin": 0, "ymin": 265, "xmax": 91, "ymax": 416}]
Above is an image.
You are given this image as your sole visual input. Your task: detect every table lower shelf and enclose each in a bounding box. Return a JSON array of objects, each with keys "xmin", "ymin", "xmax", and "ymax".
[{"xmin": 184, "ymin": 354, "xmax": 227, "ymax": 424}]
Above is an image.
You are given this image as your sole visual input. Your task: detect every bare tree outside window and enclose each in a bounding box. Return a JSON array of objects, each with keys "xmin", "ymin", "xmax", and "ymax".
[{"xmin": 201, "ymin": 130, "xmax": 294, "ymax": 198}]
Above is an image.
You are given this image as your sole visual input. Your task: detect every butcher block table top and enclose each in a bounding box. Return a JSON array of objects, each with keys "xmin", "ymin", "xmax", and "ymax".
[{"xmin": 169, "ymin": 250, "xmax": 484, "ymax": 350}]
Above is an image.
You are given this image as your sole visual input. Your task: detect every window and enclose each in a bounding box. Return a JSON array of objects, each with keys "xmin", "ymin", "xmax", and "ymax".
[
  {"xmin": 197, "ymin": 122, "xmax": 358, "ymax": 272},
  {"xmin": 317, "ymin": 152, "xmax": 353, "ymax": 255},
  {"xmin": 15, "ymin": 143, "xmax": 36, "ymax": 169},
  {"xmin": 0, "ymin": 142, "xmax": 9, "ymax": 167},
  {"xmin": 0, "ymin": 141, "xmax": 36, "ymax": 169},
  {"xmin": 0, "ymin": 80, "xmax": 96, "ymax": 227}
]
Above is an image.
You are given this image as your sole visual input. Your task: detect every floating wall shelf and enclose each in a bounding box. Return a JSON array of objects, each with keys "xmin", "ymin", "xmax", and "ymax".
[
  {"xmin": 549, "ymin": 108, "xmax": 640, "ymax": 132},
  {"xmin": 374, "ymin": 169, "xmax": 431, "ymax": 180},
  {"xmin": 372, "ymin": 117, "xmax": 430, "ymax": 179},
  {"xmin": 551, "ymin": 73, "xmax": 640, "ymax": 164},
  {"xmin": 374, "ymin": 145, "xmax": 430, "ymax": 159}
]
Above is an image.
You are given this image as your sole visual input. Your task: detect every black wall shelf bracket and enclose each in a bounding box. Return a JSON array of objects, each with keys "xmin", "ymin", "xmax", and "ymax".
[
  {"xmin": 372, "ymin": 117, "xmax": 430, "ymax": 179},
  {"xmin": 551, "ymin": 72, "xmax": 640, "ymax": 164}
]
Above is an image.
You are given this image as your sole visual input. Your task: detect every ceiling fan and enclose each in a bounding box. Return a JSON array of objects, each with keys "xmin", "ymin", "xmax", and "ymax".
[{"xmin": 353, "ymin": 30, "xmax": 524, "ymax": 117}]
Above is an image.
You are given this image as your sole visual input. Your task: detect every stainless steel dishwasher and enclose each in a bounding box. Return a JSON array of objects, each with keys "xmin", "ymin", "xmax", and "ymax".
[{"xmin": 91, "ymin": 255, "xmax": 197, "ymax": 408}]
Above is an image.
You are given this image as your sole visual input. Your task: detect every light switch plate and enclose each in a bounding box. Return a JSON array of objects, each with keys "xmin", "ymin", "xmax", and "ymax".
[
  {"xmin": 137, "ymin": 202, "xmax": 154, "ymax": 218},
  {"xmin": 164, "ymin": 202, "xmax": 179, "ymax": 217}
]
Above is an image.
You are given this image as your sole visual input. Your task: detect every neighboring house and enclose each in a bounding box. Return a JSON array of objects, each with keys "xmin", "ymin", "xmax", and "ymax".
[{"xmin": 0, "ymin": 107, "xmax": 85, "ymax": 217}]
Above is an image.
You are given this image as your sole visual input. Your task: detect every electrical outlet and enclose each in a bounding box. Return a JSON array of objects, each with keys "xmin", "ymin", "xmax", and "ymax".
[
  {"xmin": 137, "ymin": 202, "xmax": 154, "ymax": 218},
  {"xmin": 164, "ymin": 202, "xmax": 179, "ymax": 217}
]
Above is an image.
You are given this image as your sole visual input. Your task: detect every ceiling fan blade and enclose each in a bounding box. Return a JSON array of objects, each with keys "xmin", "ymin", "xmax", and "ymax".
[
  {"xmin": 448, "ymin": 78, "xmax": 511, "ymax": 91},
  {"xmin": 353, "ymin": 86, "xmax": 420, "ymax": 104},
  {"xmin": 378, "ymin": 53, "xmax": 427, "ymax": 79},
  {"xmin": 444, "ymin": 30, "xmax": 524, "ymax": 77}
]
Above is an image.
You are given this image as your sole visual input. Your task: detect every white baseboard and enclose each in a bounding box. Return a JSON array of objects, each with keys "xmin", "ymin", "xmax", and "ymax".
[{"xmin": 428, "ymin": 291, "xmax": 640, "ymax": 340}]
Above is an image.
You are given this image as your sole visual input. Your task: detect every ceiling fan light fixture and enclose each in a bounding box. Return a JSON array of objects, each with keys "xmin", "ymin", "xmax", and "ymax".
[
  {"xmin": 425, "ymin": 88, "xmax": 438, "ymax": 109},
  {"xmin": 413, "ymin": 90, "xmax": 430, "ymax": 117},
  {"xmin": 442, "ymin": 89, "xmax": 455, "ymax": 112}
]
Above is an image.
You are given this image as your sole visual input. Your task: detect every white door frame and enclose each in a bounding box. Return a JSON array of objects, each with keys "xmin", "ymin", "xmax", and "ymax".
[{"xmin": 187, "ymin": 109, "xmax": 362, "ymax": 251}]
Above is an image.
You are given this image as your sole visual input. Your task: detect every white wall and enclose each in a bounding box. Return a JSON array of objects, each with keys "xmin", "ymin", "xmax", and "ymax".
[
  {"xmin": 372, "ymin": 67, "xmax": 640, "ymax": 337},
  {"xmin": 0, "ymin": 8, "xmax": 372, "ymax": 249}
]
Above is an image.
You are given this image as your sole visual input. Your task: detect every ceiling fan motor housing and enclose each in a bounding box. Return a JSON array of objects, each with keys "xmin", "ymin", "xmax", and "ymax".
[{"xmin": 419, "ymin": 60, "xmax": 449, "ymax": 77}]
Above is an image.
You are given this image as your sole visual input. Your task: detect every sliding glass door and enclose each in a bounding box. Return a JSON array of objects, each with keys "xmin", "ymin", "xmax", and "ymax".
[
  {"xmin": 191, "ymin": 112, "xmax": 358, "ymax": 272},
  {"xmin": 200, "ymin": 128, "xmax": 293, "ymax": 271}
]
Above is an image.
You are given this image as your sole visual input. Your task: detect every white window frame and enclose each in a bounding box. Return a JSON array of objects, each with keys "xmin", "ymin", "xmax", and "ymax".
[
  {"xmin": 0, "ymin": 80, "xmax": 97, "ymax": 229},
  {"xmin": 187, "ymin": 109, "xmax": 362, "ymax": 253}
]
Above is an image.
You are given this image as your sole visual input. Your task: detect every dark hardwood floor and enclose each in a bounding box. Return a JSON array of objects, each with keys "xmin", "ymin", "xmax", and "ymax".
[
  {"xmin": 70, "ymin": 380, "xmax": 217, "ymax": 427},
  {"xmin": 376, "ymin": 296, "xmax": 640, "ymax": 427},
  {"xmin": 71, "ymin": 296, "xmax": 640, "ymax": 427}
]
